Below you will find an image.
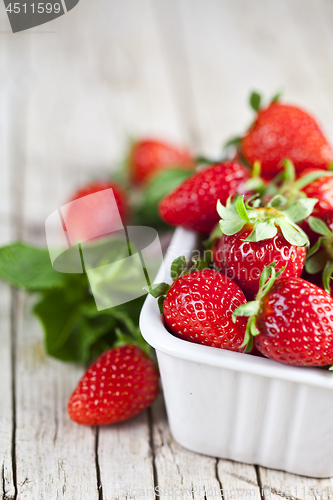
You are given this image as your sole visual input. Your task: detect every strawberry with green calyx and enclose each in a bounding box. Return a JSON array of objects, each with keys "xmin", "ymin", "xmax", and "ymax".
[
  {"xmin": 305, "ymin": 214, "xmax": 333, "ymax": 294},
  {"xmin": 241, "ymin": 91, "xmax": 333, "ymax": 179},
  {"xmin": 263, "ymin": 159, "xmax": 333, "ymax": 206},
  {"xmin": 233, "ymin": 262, "xmax": 333, "ymax": 367},
  {"xmin": 145, "ymin": 255, "xmax": 212, "ymax": 313},
  {"xmin": 146, "ymin": 256, "xmax": 248, "ymax": 352},
  {"xmin": 214, "ymin": 194, "xmax": 315, "ymax": 299}
]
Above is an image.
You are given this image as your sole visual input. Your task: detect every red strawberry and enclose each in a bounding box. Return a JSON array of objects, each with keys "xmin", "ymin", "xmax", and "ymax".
[
  {"xmin": 159, "ymin": 161, "xmax": 251, "ymax": 234},
  {"xmin": 234, "ymin": 263, "xmax": 333, "ymax": 367},
  {"xmin": 63, "ymin": 181, "xmax": 128, "ymax": 243},
  {"xmin": 147, "ymin": 259, "xmax": 248, "ymax": 352},
  {"xmin": 68, "ymin": 345, "xmax": 159, "ymax": 426},
  {"xmin": 214, "ymin": 196, "xmax": 314, "ymax": 300},
  {"xmin": 129, "ymin": 138, "xmax": 194, "ymax": 185},
  {"xmin": 241, "ymin": 99, "xmax": 333, "ymax": 180}
]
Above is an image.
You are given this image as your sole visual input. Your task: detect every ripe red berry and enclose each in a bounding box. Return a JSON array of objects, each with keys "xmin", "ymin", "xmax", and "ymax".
[
  {"xmin": 214, "ymin": 227, "xmax": 306, "ymax": 300},
  {"xmin": 215, "ymin": 196, "xmax": 312, "ymax": 299},
  {"xmin": 129, "ymin": 138, "xmax": 194, "ymax": 185},
  {"xmin": 163, "ymin": 269, "xmax": 247, "ymax": 351},
  {"xmin": 255, "ymin": 277, "xmax": 333, "ymax": 366},
  {"xmin": 68, "ymin": 345, "xmax": 159, "ymax": 426},
  {"xmin": 159, "ymin": 162, "xmax": 251, "ymax": 234},
  {"xmin": 233, "ymin": 263, "xmax": 333, "ymax": 367},
  {"xmin": 241, "ymin": 102, "xmax": 333, "ymax": 179}
]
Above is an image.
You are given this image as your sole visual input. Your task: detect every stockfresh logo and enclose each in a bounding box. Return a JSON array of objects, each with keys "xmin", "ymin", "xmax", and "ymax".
[
  {"xmin": 3, "ymin": 0, "xmax": 79, "ymax": 33},
  {"xmin": 45, "ymin": 189, "xmax": 165, "ymax": 311}
]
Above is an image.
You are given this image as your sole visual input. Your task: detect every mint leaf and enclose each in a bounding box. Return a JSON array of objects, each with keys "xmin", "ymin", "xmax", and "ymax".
[
  {"xmin": 0, "ymin": 243, "xmax": 67, "ymax": 290},
  {"xmin": 135, "ymin": 168, "xmax": 193, "ymax": 226}
]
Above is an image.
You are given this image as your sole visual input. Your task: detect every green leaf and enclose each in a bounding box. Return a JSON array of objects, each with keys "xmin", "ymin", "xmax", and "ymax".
[
  {"xmin": 293, "ymin": 170, "xmax": 333, "ymax": 190},
  {"xmin": 236, "ymin": 196, "xmax": 250, "ymax": 223},
  {"xmin": 144, "ymin": 282, "xmax": 170, "ymax": 298},
  {"xmin": 203, "ymin": 224, "xmax": 222, "ymax": 250},
  {"xmin": 0, "ymin": 242, "xmax": 67, "ymax": 291},
  {"xmin": 195, "ymin": 156, "xmax": 224, "ymax": 165},
  {"xmin": 243, "ymin": 177, "xmax": 265, "ymax": 194},
  {"xmin": 277, "ymin": 218, "xmax": 309, "ymax": 247},
  {"xmin": 134, "ymin": 168, "xmax": 194, "ymax": 226},
  {"xmin": 308, "ymin": 217, "xmax": 332, "ymax": 237},
  {"xmin": 216, "ymin": 198, "xmax": 238, "ymax": 220},
  {"xmin": 33, "ymin": 291, "xmax": 113, "ymax": 363},
  {"xmin": 283, "ymin": 198, "xmax": 318, "ymax": 223},
  {"xmin": 271, "ymin": 90, "xmax": 283, "ymax": 103},
  {"xmin": 223, "ymin": 136, "xmax": 242, "ymax": 151},
  {"xmin": 220, "ymin": 218, "xmax": 246, "ymax": 236},
  {"xmin": 305, "ymin": 251, "xmax": 327, "ymax": 274},
  {"xmin": 322, "ymin": 260, "xmax": 333, "ymax": 294},
  {"xmin": 259, "ymin": 261, "xmax": 276, "ymax": 290},
  {"xmin": 282, "ymin": 159, "xmax": 296, "ymax": 183},
  {"xmin": 306, "ymin": 237, "xmax": 324, "ymax": 260},
  {"xmin": 232, "ymin": 301, "xmax": 260, "ymax": 319},
  {"xmin": 267, "ymin": 194, "xmax": 288, "ymax": 209},
  {"xmin": 170, "ymin": 256, "xmax": 187, "ymax": 281},
  {"xmin": 157, "ymin": 296, "xmax": 165, "ymax": 314},
  {"xmin": 250, "ymin": 91, "xmax": 262, "ymax": 112},
  {"xmin": 244, "ymin": 221, "xmax": 278, "ymax": 242}
]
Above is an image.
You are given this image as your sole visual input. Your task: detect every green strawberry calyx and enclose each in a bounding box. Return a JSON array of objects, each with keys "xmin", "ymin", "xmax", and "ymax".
[
  {"xmin": 305, "ymin": 217, "xmax": 333, "ymax": 293},
  {"xmin": 232, "ymin": 261, "xmax": 286, "ymax": 352},
  {"xmin": 144, "ymin": 254, "xmax": 211, "ymax": 313},
  {"xmin": 264, "ymin": 159, "xmax": 333, "ymax": 204},
  {"xmin": 217, "ymin": 193, "xmax": 316, "ymax": 247}
]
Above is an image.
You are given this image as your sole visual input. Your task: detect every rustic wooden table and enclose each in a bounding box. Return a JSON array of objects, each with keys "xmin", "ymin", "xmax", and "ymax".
[{"xmin": 2, "ymin": 1, "xmax": 333, "ymax": 498}]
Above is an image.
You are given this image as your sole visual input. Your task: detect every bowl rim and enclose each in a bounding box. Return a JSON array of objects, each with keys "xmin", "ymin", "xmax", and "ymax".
[{"xmin": 140, "ymin": 227, "xmax": 333, "ymax": 390}]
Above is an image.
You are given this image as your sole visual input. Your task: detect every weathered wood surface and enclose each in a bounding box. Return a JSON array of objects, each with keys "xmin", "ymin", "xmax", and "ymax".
[{"xmin": 2, "ymin": 0, "xmax": 333, "ymax": 499}]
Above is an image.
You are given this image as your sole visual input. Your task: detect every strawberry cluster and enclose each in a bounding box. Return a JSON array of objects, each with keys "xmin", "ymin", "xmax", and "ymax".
[{"xmin": 153, "ymin": 92, "xmax": 333, "ymax": 369}]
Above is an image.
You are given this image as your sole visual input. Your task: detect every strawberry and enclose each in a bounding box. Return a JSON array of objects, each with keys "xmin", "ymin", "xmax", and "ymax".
[
  {"xmin": 63, "ymin": 181, "xmax": 128, "ymax": 243},
  {"xmin": 305, "ymin": 213, "xmax": 333, "ymax": 294},
  {"xmin": 233, "ymin": 262, "xmax": 333, "ymax": 367},
  {"xmin": 241, "ymin": 93, "xmax": 333, "ymax": 180},
  {"xmin": 68, "ymin": 345, "xmax": 159, "ymax": 426},
  {"xmin": 213, "ymin": 195, "xmax": 315, "ymax": 300},
  {"xmin": 146, "ymin": 256, "xmax": 248, "ymax": 352},
  {"xmin": 129, "ymin": 138, "xmax": 194, "ymax": 185},
  {"xmin": 159, "ymin": 161, "xmax": 251, "ymax": 235}
]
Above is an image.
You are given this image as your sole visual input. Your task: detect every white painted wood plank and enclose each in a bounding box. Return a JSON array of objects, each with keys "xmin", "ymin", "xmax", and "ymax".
[
  {"xmin": 18, "ymin": 0, "xmax": 190, "ymax": 235},
  {"xmin": 217, "ymin": 460, "xmax": 261, "ymax": 500},
  {"xmin": 259, "ymin": 467, "xmax": 333, "ymax": 500},
  {"xmin": 0, "ymin": 282, "xmax": 15, "ymax": 500},
  {"xmin": 98, "ymin": 411, "xmax": 154, "ymax": 500},
  {"xmin": 0, "ymin": 7, "xmax": 17, "ymax": 499},
  {"xmin": 14, "ymin": 294, "xmax": 98, "ymax": 500}
]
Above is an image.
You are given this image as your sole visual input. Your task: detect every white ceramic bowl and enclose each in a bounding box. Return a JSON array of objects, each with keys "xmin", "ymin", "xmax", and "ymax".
[{"xmin": 140, "ymin": 227, "xmax": 333, "ymax": 478}]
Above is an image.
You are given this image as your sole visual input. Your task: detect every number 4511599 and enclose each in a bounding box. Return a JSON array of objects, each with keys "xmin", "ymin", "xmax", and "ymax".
[{"xmin": 6, "ymin": 3, "xmax": 62, "ymax": 14}]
